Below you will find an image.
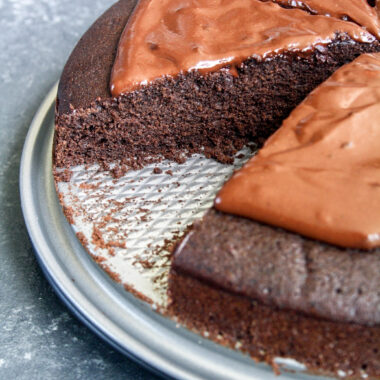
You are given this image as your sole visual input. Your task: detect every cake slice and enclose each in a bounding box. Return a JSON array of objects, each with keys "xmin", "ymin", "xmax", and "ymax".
[{"xmin": 169, "ymin": 53, "xmax": 380, "ymax": 378}]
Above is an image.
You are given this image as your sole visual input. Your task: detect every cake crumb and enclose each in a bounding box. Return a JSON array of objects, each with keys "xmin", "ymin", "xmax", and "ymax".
[
  {"xmin": 153, "ymin": 167, "xmax": 162, "ymax": 174},
  {"xmin": 54, "ymin": 168, "xmax": 72, "ymax": 182},
  {"xmin": 76, "ymin": 232, "xmax": 88, "ymax": 247},
  {"xmin": 110, "ymin": 165, "xmax": 127, "ymax": 179},
  {"xmin": 63, "ymin": 206, "xmax": 75, "ymax": 225}
]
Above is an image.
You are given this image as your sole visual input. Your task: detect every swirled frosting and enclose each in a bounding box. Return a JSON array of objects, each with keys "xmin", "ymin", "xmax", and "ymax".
[
  {"xmin": 215, "ymin": 53, "xmax": 380, "ymax": 250},
  {"xmin": 110, "ymin": 0, "xmax": 379, "ymax": 96}
]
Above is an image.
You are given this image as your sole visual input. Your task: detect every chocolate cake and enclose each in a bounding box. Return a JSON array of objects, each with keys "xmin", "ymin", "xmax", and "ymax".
[{"xmin": 54, "ymin": 0, "xmax": 380, "ymax": 378}]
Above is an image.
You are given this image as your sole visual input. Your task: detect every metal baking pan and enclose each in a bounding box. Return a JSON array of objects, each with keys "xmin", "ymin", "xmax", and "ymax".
[{"xmin": 20, "ymin": 83, "xmax": 329, "ymax": 380}]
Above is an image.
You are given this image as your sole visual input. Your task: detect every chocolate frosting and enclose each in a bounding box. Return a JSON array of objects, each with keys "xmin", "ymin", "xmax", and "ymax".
[
  {"xmin": 110, "ymin": 0, "xmax": 378, "ymax": 95},
  {"xmin": 215, "ymin": 53, "xmax": 380, "ymax": 250},
  {"xmin": 270, "ymin": 0, "xmax": 380, "ymax": 38}
]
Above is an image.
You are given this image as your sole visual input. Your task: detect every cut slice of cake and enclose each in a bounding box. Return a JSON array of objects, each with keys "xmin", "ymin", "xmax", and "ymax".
[{"xmin": 169, "ymin": 53, "xmax": 380, "ymax": 378}]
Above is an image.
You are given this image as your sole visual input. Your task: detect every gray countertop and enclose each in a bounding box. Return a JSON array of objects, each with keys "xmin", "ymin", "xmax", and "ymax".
[{"xmin": 0, "ymin": 1, "xmax": 161, "ymax": 378}]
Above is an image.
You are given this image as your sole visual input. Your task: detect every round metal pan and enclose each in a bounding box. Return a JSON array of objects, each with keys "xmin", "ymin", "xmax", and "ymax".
[{"xmin": 20, "ymin": 84, "xmax": 327, "ymax": 380}]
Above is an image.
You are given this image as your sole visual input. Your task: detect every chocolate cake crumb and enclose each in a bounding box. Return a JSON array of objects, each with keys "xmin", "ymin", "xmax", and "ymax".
[
  {"xmin": 53, "ymin": 168, "xmax": 72, "ymax": 183},
  {"xmin": 137, "ymin": 259, "xmax": 154, "ymax": 269},
  {"xmin": 99, "ymin": 263, "xmax": 121, "ymax": 283},
  {"xmin": 78, "ymin": 182, "xmax": 100, "ymax": 190},
  {"xmin": 92, "ymin": 255, "xmax": 107, "ymax": 264},
  {"xmin": 76, "ymin": 232, "xmax": 88, "ymax": 247},
  {"xmin": 92, "ymin": 226, "xmax": 107, "ymax": 250},
  {"xmin": 62, "ymin": 206, "xmax": 75, "ymax": 225},
  {"xmin": 123, "ymin": 283, "xmax": 154, "ymax": 305},
  {"xmin": 153, "ymin": 167, "xmax": 163, "ymax": 174},
  {"xmin": 110, "ymin": 165, "xmax": 127, "ymax": 179},
  {"xmin": 107, "ymin": 240, "xmax": 126, "ymax": 249}
]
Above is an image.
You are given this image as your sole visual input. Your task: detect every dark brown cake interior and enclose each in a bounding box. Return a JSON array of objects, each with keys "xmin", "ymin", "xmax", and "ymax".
[
  {"xmin": 172, "ymin": 210, "xmax": 380, "ymax": 326},
  {"xmin": 169, "ymin": 269, "xmax": 380, "ymax": 379}
]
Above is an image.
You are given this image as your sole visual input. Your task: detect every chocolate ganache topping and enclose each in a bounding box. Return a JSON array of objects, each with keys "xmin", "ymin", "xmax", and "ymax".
[
  {"xmin": 269, "ymin": 0, "xmax": 380, "ymax": 38},
  {"xmin": 110, "ymin": 0, "xmax": 379, "ymax": 95},
  {"xmin": 215, "ymin": 53, "xmax": 380, "ymax": 250}
]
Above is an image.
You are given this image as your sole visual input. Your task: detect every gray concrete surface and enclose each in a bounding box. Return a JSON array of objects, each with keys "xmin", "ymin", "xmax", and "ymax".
[{"xmin": 0, "ymin": 1, "xmax": 162, "ymax": 378}]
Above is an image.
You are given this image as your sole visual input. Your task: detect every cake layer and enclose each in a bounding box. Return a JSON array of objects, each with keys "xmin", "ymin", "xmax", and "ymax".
[
  {"xmin": 172, "ymin": 209, "xmax": 380, "ymax": 325},
  {"xmin": 168, "ymin": 269, "xmax": 380, "ymax": 379}
]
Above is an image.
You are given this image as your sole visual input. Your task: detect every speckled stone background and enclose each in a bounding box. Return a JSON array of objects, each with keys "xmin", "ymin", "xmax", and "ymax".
[{"xmin": 0, "ymin": 1, "xmax": 162, "ymax": 378}]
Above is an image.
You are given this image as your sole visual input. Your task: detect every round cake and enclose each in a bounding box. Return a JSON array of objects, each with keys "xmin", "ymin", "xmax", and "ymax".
[{"xmin": 54, "ymin": 1, "xmax": 380, "ymax": 378}]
